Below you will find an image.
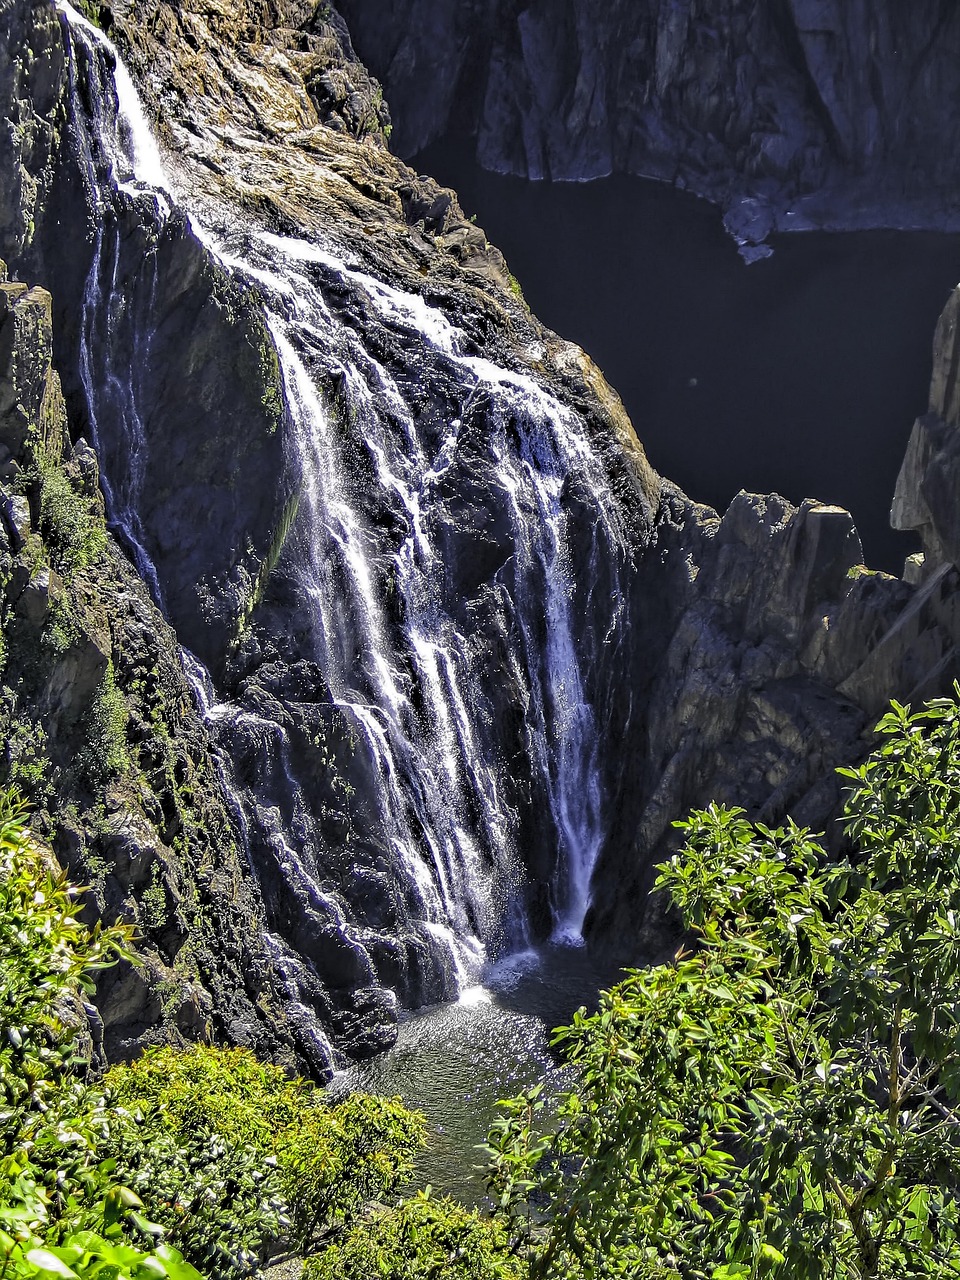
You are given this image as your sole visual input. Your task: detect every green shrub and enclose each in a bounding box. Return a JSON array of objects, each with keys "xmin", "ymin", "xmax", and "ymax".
[
  {"xmin": 103, "ymin": 1046, "xmax": 426, "ymax": 1273},
  {"xmin": 301, "ymin": 1193, "xmax": 524, "ymax": 1280},
  {"xmin": 0, "ymin": 788, "xmax": 129, "ymax": 1155},
  {"xmin": 0, "ymin": 709, "xmax": 53, "ymax": 804},
  {"xmin": 78, "ymin": 662, "xmax": 129, "ymax": 783},
  {"xmin": 0, "ymin": 789, "xmax": 436, "ymax": 1280},
  {"xmin": 0, "ymin": 789, "xmax": 203, "ymax": 1280},
  {"xmin": 36, "ymin": 464, "xmax": 106, "ymax": 577}
]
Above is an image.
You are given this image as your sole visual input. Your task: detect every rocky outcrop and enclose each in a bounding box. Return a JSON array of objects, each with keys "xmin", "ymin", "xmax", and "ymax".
[
  {"xmin": 892, "ymin": 289, "xmax": 960, "ymax": 584},
  {"xmin": 337, "ymin": 0, "xmax": 960, "ymax": 252},
  {"xmin": 589, "ymin": 297, "xmax": 960, "ymax": 958}
]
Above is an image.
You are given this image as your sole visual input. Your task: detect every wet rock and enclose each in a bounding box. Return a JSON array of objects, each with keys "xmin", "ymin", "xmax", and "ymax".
[
  {"xmin": 332, "ymin": 986, "xmax": 399, "ymax": 1059},
  {"xmin": 0, "ymin": 267, "xmax": 333, "ymax": 1074}
]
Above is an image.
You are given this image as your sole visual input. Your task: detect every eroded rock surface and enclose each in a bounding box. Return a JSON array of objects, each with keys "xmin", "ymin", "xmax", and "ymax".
[
  {"xmin": 591, "ymin": 307, "xmax": 960, "ymax": 958},
  {"xmin": 0, "ymin": 269, "xmax": 331, "ymax": 1074}
]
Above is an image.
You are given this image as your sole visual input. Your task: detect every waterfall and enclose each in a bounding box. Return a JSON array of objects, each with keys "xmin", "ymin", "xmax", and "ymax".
[{"xmin": 54, "ymin": 1, "xmax": 629, "ymax": 1025}]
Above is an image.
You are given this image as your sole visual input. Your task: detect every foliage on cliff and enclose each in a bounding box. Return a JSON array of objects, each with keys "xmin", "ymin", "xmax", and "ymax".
[
  {"xmin": 302, "ymin": 1193, "xmax": 523, "ymax": 1280},
  {"xmin": 486, "ymin": 692, "xmax": 960, "ymax": 1279},
  {"xmin": 101, "ymin": 1047, "xmax": 425, "ymax": 1273}
]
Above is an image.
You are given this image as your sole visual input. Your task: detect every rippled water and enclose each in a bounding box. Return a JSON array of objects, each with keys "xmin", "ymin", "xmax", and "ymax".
[{"xmin": 336, "ymin": 944, "xmax": 626, "ymax": 1204}]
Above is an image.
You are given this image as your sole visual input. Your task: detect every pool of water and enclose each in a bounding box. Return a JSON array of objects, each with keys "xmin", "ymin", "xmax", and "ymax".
[
  {"xmin": 415, "ymin": 140, "xmax": 960, "ymax": 573},
  {"xmin": 335, "ymin": 944, "xmax": 626, "ymax": 1205}
]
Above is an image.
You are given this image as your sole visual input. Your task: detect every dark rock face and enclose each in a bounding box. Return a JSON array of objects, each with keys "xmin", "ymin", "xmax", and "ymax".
[
  {"xmin": 0, "ymin": 1, "xmax": 67, "ymax": 265},
  {"xmin": 590, "ymin": 304, "xmax": 960, "ymax": 957},
  {"xmin": 337, "ymin": 0, "xmax": 960, "ymax": 247},
  {"xmin": 78, "ymin": 209, "xmax": 291, "ymax": 670}
]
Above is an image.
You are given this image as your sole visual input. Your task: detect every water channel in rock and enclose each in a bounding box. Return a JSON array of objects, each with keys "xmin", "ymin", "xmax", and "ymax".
[{"xmin": 416, "ymin": 139, "xmax": 960, "ymax": 573}]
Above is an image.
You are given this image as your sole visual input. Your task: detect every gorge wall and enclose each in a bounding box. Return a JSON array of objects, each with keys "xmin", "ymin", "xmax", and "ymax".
[
  {"xmin": 337, "ymin": 0, "xmax": 960, "ymax": 253},
  {"xmin": 2, "ymin": 0, "xmax": 960, "ymax": 1072}
]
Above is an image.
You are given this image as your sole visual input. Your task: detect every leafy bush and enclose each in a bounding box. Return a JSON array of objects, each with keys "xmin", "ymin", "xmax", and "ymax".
[
  {"xmin": 103, "ymin": 1046, "xmax": 426, "ymax": 1273},
  {"xmin": 486, "ymin": 694, "xmax": 960, "ymax": 1279},
  {"xmin": 0, "ymin": 780, "xmax": 434, "ymax": 1280},
  {"xmin": 77, "ymin": 662, "xmax": 129, "ymax": 784},
  {"xmin": 0, "ymin": 788, "xmax": 203, "ymax": 1280},
  {"xmin": 301, "ymin": 1192, "xmax": 523, "ymax": 1280}
]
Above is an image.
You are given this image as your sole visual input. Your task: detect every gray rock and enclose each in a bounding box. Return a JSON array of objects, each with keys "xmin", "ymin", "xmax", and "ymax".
[
  {"xmin": 15, "ymin": 565, "xmax": 60, "ymax": 627},
  {"xmin": 1, "ymin": 492, "xmax": 30, "ymax": 551}
]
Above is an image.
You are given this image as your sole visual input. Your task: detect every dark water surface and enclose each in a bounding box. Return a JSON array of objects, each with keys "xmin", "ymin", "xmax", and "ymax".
[
  {"xmin": 336, "ymin": 945, "xmax": 625, "ymax": 1205},
  {"xmin": 416, "ymin": 140, "xmax": 960, "ymax": 573}
]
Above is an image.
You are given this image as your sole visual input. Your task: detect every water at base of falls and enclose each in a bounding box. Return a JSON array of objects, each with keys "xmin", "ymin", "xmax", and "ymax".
[
  {"xmin": 337, "ymin": 943, "xmax": 629, "ymax": 1204},
  {"xmin": 55, "ymin": 0, "xmax": 629, "ymax": 1018}
]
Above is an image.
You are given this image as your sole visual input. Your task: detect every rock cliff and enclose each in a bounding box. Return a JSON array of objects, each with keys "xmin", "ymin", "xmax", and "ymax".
[
  {"xmin": 0, "ymin": 261, "xmax": 334, "ymax": 1074},
  {"xmin": 3, "ymin": 0, "xmax": 960, "ymax": 1071},
  {"xmin": 337, "ymin": 0, "xmax": 960, "ymax": 253}
]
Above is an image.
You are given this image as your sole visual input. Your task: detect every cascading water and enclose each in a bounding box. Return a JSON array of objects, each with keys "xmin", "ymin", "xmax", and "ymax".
[{"xmin": 54, "ymin": 1, "xmax": 629, "ymax": 1050}]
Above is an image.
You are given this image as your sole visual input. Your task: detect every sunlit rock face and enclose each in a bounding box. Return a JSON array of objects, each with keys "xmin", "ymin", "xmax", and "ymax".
[
  {"xmin": 4, "ymin": 0, "xmax": 960, "ymax": 1066},
  {"xmin": 337, "ymin": 0, "xmax": 960, "ymax": 251}
]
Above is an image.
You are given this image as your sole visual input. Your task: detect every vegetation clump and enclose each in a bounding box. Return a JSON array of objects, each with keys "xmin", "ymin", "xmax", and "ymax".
[
  {"xmin": 103, "ymin": 1047, "xmax": 425, "ymax": 1273},
  {"xmin": 302, "ymin": 1192, "xmax": 523, "ymax": 1280},
  {"xmin": 35, "ymin": 461, "xmax": 106, "ymax": 578},
  {"xmin": 0, "ymin": 786, "xmax": 508, "ymax": 1280},
  {"xmin": 0, "ymin": 786, "xmax": 199, "ymax": 1280}
]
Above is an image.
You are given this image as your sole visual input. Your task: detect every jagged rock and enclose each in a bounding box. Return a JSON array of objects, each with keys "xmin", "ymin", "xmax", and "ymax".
[
  {"xmin": 0, "ymin": 284, "xmax": 57, "ymax": 459},
  {"xmin": 15, "ymin": 565, "xmax": 60, "ymax": 626},
  {"xmin": 590, "ymin": 291, "xmax": 960, "ymax": 960},
  {"xmin": 0, "ymin": 264, "xmax": 341, "ymax": 1074},
  {"xmin": 1, "ymin": 492, "xmax": 31, "ymax": 551},
  {"xmin": 892, "ymin": 286, "xmax": 960, "ymax": 580},
  {"xmin": 0, "ymin": 3, "xmax": 66, "ymax": 265},
  {"xmin": 332, "ymin": 986, "xmax": 400, "ymax": 1060}
]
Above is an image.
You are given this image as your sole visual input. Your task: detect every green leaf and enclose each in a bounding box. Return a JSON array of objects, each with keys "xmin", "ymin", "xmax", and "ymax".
[{"xmin": 24, "ymin": 1249, "xmax": 80, "ymax": 1279}]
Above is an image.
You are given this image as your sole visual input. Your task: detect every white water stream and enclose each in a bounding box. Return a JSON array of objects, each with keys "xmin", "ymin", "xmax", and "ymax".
[{"xmin": 55, "ymin": 1, "xmax": 627, "ymax": 1000}]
